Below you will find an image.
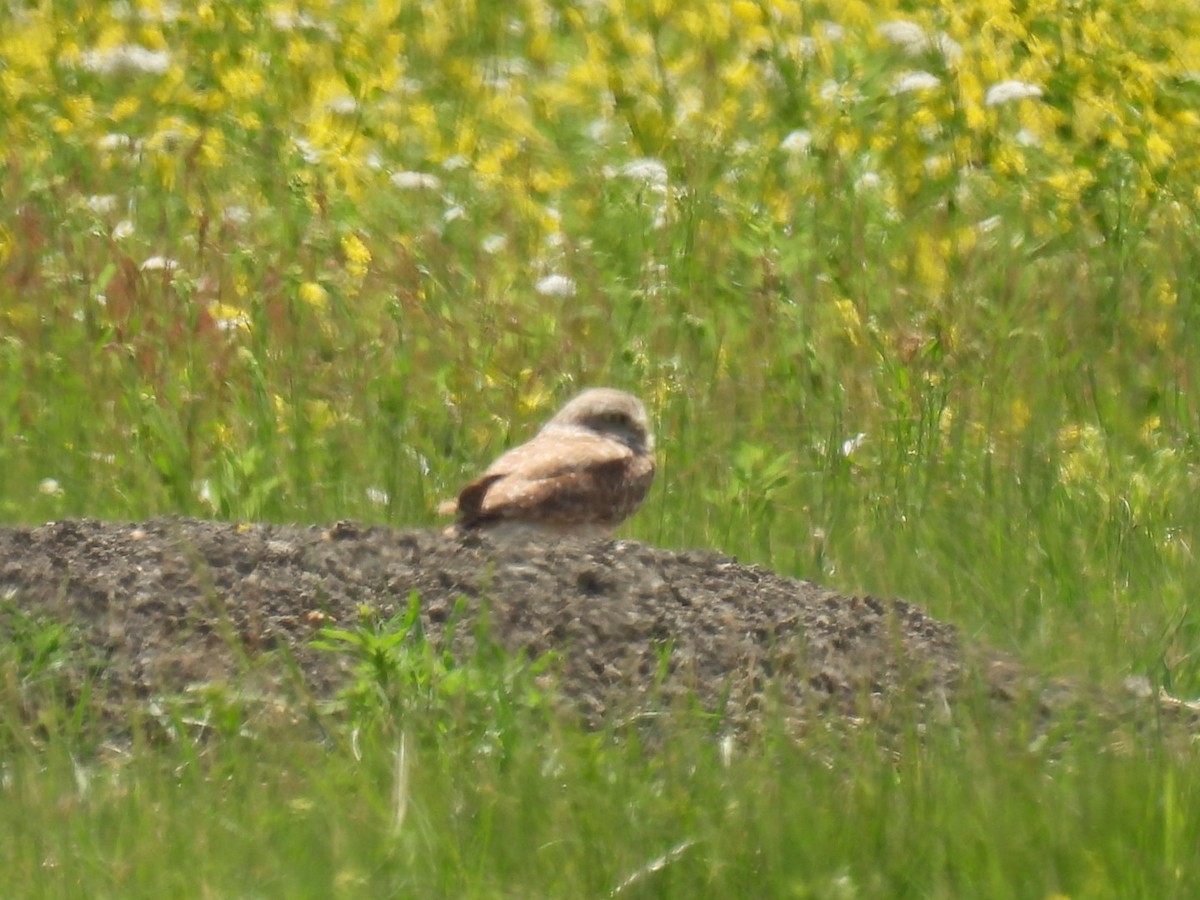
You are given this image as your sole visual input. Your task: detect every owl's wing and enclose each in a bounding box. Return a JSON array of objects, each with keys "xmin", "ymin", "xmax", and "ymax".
[{"xmin": 453, "ymin": 432, "xmax": 654, "ymax": 527}]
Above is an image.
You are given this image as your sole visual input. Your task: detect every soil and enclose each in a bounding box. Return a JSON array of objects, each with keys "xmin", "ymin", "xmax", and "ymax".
[{"xmin": 0, "ymin": 517, "xmax": 1185, "ymax": 742}]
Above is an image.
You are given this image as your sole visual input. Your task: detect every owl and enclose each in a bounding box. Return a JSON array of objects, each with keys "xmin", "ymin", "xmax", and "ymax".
[{"xmin": 440, "ymin": 388, "xmax": 656, "ymax": 540}]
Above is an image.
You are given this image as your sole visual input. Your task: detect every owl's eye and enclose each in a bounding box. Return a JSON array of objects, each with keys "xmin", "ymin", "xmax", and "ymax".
[{"xmin": 600, "ymin": 411, "xmax": 629, "ymax": 426}]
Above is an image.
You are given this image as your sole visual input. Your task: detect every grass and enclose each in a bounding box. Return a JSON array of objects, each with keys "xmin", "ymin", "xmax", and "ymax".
[{"xmin": 4, "ymin": 0, "xmax": 1200, "ymax": 894}]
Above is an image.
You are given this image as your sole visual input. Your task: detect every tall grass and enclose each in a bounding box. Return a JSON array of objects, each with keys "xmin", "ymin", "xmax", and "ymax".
[{"xmin": 3, "ymin": 0, "xmax": 1200, "ymax": 894}]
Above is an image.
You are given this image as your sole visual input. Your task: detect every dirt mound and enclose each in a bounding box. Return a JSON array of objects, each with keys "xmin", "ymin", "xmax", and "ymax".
[{"xmin": 0, "ymin": 518, "xmax": 975, "ymax": 735}]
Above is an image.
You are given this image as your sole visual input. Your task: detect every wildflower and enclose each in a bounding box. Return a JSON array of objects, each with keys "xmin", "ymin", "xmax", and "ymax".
[
  {"xmin": 299, "ymin": 281, "xmax": 329, "ymax": 310},
  {"xmin": 481, "ymin": 234, "xmax": 508, "ymax": 254},
  {"xmin": 891, "ymin": 71, "xmax": 941, "ymax": 95},
  {"xmin": 196, "ymin": 480, "xmax": 215, "ymax": 508},
  {"xmin": 818, "ymin": 80, "xmax": 861, "ymax": 105},
  {"xmin": 79, "ymin": 45, "xmax": 171, "ymax": 75},
  {"xmin": 140, "ymin": 256, "xmax": 178, "ymax": 272},
  {"xmin": 780, "ymin": 129, "xmax": 813, "ymax": 154},
  {"xmin": 325, "ymin": 95, "xmax": 358, "ymax": 116},
  {"xmin": 209, "ymin": 302, "xmax": 251, "ymax": 332},
  {"xmin": 924, "ymin": 155, "xmax": 952, "ymax": 178},
  {"xmin": 617, "ymin": 158, "xmax": 669, "ymax": 190},
  {"xmin": 877, "ymin": 21, "xmax": 961, "ymax": 65},
  {"xmin": 819, "ymin": 21, "xmax": 845, "ymax": 42},
  {"xmin": 39, "ymin": 478, "xmax": 63, "ymax": 496},
  {"xmin": 86, "ymin": 195, "xmax": 119, "ymax": 215},
  {"xmin": 984, "ymin": 80, "xmax": 1043, "ymax": 107},
  {"xmin": 1145, "ymin": 132, "xmax": 1174, "ymax": 168},
  {"xmin": 390, "ymin": 171, "xmax": 442, "ymax": 191},
  {"xmin": 288, "ymin": 137, "xmax": 320, "ymax": 164},
  {"xmin": 112, "ymin": 220, "xmax": 135, "ymax": 240},
  {"xmin": 855, "ymin": 172, "xmax": 882, "ymax": 191},
  {"xmin": 270, "ymin": 9, "xmax": 336, "ymax": 37},
  {"xmin": 535, "ymin": 274, "xmax": 576, "ymax": 298},
  {"xmin": 341, "ymin": 233, "xmax": 371, "ymax": 279},
  {"xmin": 841, "ymin": 433, "xmax": 867, "ymax": 458},
  {"xmin": 222, "ymin": 205, "xmax": 252, "ymax": 225},
  {"xmin": 792, "ymin": 37, "xmax": 817, "ymax": 58},
  {"xmin": 97, "ymin": 133, "xmax": 135, "ymax": 152}
]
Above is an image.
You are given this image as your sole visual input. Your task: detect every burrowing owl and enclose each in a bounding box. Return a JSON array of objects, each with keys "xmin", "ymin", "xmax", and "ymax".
[{"xmin": 440, "ymin": 388, "xmax": 656, "ymax": 540}]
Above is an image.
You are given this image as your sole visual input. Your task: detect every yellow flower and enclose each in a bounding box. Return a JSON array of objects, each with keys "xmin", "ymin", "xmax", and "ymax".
[
  {"xmin": 112, "ymin": 96, "xmax": 140, "ymax": 121},
  {"xmin": 299, "ymin": 281, "xmax": 329, "ymax": 311},
  {"xmin": 341, "ymin": 233, "xmax": 371, "ymax": 281},
  {"xmin": 834, "ymin": 299, "xmax": 862, "ymax": 345},
  {"xmin": 1045, "ymin": 167, "xmax": 1097, "ymax": 203},
  {"xmin": 1154, "ymin": 278, "xmax": 1177, "ymax": 307},
  {"xmin": 913, "ymin": 235, "xmax": 947, "ymax": 297},
  {"xmin": 731, "ymin": 1, "xmax": 761, "ymax": 26},
  {"xmin": 1010, "ymin": 398, "xmax": 1031, "ymax": 433},
  {"xmin": 219, "ymin": 64, "xmax": 266, "ymax": 102},
  {"xmin": 992, "ymin": 143, "xmax": 1028, "ymax": 177},
  {"xmin": 1145, "ymin": 132, "xmax": 1174, "ymax": 169}
]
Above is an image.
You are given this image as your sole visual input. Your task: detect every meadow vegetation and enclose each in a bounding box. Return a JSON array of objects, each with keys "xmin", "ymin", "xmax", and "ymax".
[{"xmin": 3, "ymin": 0, "xmax": 1200, "ymax": 894}]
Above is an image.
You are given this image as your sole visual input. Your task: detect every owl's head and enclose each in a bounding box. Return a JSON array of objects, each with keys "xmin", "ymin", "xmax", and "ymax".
[{"xmin": 546, "ymin": 388, "xmax": 654, "ymax": 454}]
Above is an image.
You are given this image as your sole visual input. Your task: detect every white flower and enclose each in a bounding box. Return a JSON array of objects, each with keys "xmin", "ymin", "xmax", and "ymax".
[
  {"xmin": 140, "ymin": 256, "xmax": 178, "ymax": 272},
  {"xmin": 293, "ymin": 137, "xmax": 321, "ymax": 164},
  {"xmin": 271, "ymin": 10, "xmax": 304, "ymax": 29},
  {"xmin": 80, "ymin": 45, "xmax": 171, "ymax": 75},
  {"xmin": 390, "ymin": 171, "xmax": 442, "ymax": 191},
  {"xmin": 792, "ymin": 36, "xmax": 817, "ymax": 58},
  {"xmin": 535, "ymin": 274, "xmax": 576, "ymax": 298},
  {"xmin": 878, "ymin": 21, "xmax": 929, "ymax": 51},
  {"xmin": 984, "ymin": 80, "xmax": 1044, "ymax": 107},
  {"xmin": 976, "ymin": 215, "xmax": 1002, "ymax": 234},
  {"xmin": 891, "ymin": 71, "xmax": 941, "ymax": 95},
  {"xmin": 877, "ymin": 21, "xmax": 961, "ymax": 64},
  {"xmin": 208, "ymin": 303, "xmax": 251, "ymax": 332},
  {"xmin": 196, "ymin": 479, "xmax": 215, "ymax": 509},
  {"xmin": 481, "ymin": 234, "xmax": 508, "ymax": 255},
  {"xmin": 222, "ymin": 205, "xmax": 251, "ymax": 225},
  {"xmin": 587, "ymin": 118, "xmax": 612, "ymax": 142},
  {"xmin": 86, "ymin": 195, "xmax": 118, "ymax": 215},
  {"xmin": 841, "ymin": 433, "xmax": 867, "ymax": 458},
  {"xmin": 325, "ymin": 95, "xmax": 358, "ymax": 115},
  {"xmin": 617, "ymin": 158, "xmax": 669, "ymax": 189},
  {"xmin": 1015, "ymin": 128, "xmax": 1041, "ymax": 147},
  {"xmin": 818, "ymin": 21, "xmax": 845, "ymax": 42},
  {"xmin": 270, "ymin": 10, "xmax": 335, "ymax": 36},
  {"xmin": 924, "ymin": 154, "xmax": 950, "ymax": 176},
  {"xmin": 442, "ymin": 204, "xmax": 466, "ymax": 223},
  {"xmin": 855, "ymin": 172, "xmax": 882, "ymax": 191},
  {"xmin": 441, "ymin": 155, "xmax": 470, "ymax": 171},
  {"xmin": 932, "ymin": 33, "xmax": 963, "ymax": 65},
  {"xmin": 112, "ymin": 220, "xmax": 135, "ymax": 240},
  {"xmin": 39, "ymin": 478, "xmax": 63, "ymax": 496},
  {"xmin": 97, "ymin": 133, "xmax": 134, "ymax": 152},
  {"xmin": 779, "ymin": 129, "xmax": 813, "ymax": 154}
]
